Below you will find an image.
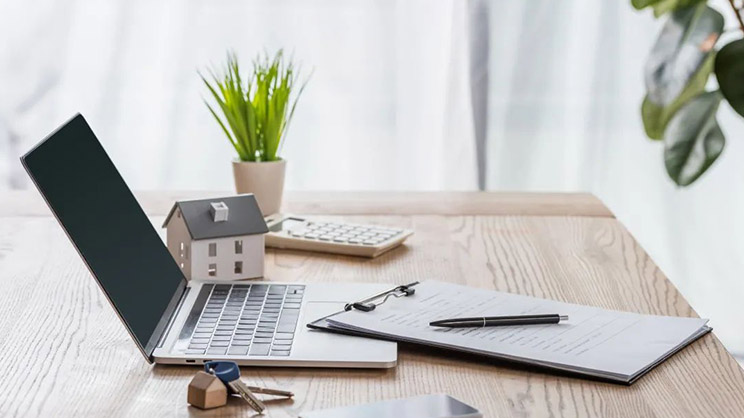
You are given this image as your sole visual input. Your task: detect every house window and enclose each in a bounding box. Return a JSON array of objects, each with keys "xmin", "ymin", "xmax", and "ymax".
[
  {"xmin": 208, "ymin": 264, "xmax": 217, "ymax": 276},
  {"xmin": 179, "ymin": 242, "xmax": 189, "ymax": 260},
  {"xmin": 209, "ymin": 243, "xmax": 217, "ymax": 257},
  {"xmin": 179, "ymin": 242, "xmax": 185, "ymax": 258},
  {"xmin": 235, "ymin": 240, "xmax": 243, "ymax": 254},
  {"xmin": 234, "ymin": 261, "xmax": 243, "ymax": 274}
]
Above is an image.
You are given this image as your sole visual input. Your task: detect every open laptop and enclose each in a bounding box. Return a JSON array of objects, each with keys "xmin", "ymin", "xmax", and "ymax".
[{"xmin": 21, "ymin": 114, "xmax": 397, "ymax": 368}]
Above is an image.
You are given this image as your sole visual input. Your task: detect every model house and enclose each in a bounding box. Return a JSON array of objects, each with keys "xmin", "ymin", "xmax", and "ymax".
[{"xmin": 162, "ymin": 194, "xmax": 268, "ymax": 280}]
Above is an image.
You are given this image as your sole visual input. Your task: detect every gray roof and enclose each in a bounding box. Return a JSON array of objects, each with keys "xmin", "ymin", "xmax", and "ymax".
[{"xmin": 162, "ymin": 194, "xmax": 268, "ymax": 240}]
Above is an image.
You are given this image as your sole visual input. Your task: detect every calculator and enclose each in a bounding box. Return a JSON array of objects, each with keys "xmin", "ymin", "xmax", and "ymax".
[{"xmin": 264, "ymin": 214, "xmax": 413, "ymax": 258}]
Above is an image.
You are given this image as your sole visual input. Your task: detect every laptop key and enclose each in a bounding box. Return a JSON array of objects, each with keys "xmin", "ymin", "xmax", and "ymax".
[
  {"xmin": 270, "ymin": 350, "xmax": 291, "ymax": 356},
  {"xmin": 211, "ymin": 335, "xmax": 231, "ymax": 341},
  {"xmin": 185, "ymin": 349, "xmax": 206, "ymax": 355},
  {"xmin": 207, "ymin": 347, "xmax": 227, "ymax": 355},
  {"xmin": 234, "ymin": 335, "xmax": 253, "ymax": 341},
  {"xmin": 272, "ymin": 340, "xmax": 292, "ymax": 346},
  {"xmin": 249, "ymin": 343, "xmax": 271, "ymax": 356},
  {"xmin": 228, "ymin": 346, "xmax": 249, "ymax": 356},
  {"xmin": 277, "ymin": 324, "xmax": 296, "ymax": 333},
  {"xmin": 274, "ymin": 332, "xmax": 293, "ymax": 340}
]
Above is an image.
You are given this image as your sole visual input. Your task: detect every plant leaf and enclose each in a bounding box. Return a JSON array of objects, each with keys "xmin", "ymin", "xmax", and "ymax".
[
  {"xmin": 641, "ymin": 51, "xmax": 713, "ymax": 139},
  {"xmin": 631, "ymin": 0, "xmax": 664, "ymax": 10},
  {"xmin": 651, "ymin": 0, "xmax": 706, "ymax": 17},
  {"xmin": 664, "ymin": 91, "xmax": 724, "ymax": 186},
  {"xmin": 715, "ymin": 38, "xmax": 744, "ymax": 118},
  {"xmin": 644, "ymin": 4, "xmax": 723, "ymax": 107}
]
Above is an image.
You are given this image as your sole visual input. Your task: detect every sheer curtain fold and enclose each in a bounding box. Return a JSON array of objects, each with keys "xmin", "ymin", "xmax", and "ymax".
[{"xmin": 2, "ymin": 0, "xmax": 742, "ymax": 358}]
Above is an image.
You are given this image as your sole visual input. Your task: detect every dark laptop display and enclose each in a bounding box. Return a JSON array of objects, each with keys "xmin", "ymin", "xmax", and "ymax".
[{"xmin": 21, "ymin": 114, "xmax": 186, "ymax": 360}]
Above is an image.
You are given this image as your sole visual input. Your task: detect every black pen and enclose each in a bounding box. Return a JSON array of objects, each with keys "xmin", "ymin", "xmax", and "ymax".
[{"xmin": 429, "ymin": 314, "xmax": 569, "ymax": 328}]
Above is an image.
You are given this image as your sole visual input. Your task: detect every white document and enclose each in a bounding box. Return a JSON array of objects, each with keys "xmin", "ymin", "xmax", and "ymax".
[{"xmin": 325, "ymin": 281, "xmax": 710, "ymax": 382}]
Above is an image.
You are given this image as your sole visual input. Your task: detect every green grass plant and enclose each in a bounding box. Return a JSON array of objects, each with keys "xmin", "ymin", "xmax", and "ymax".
[{"xmin": 200, "ymin": 50, "xmax": 308, "ymax": 162}]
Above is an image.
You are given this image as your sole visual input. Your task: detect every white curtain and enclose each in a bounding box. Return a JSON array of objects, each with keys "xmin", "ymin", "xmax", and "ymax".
[
  {"xmin": 1, "ymin": 0, "xmax": 743, "ymax": 359},
  {"xmin": 0, "ymin": 0, "xmax": 476, "ymax": 192}
]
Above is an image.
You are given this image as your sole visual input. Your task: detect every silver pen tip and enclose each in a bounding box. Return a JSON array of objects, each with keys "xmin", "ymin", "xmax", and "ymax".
[{"xmin": 559, "ymin": 315, "xmax": 569, "ymax": 321}]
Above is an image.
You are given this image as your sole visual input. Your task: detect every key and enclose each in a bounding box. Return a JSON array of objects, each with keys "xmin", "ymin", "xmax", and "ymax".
[{"xmin": 204, "ymin": 361, "xmax": 265, "ymax": 413}]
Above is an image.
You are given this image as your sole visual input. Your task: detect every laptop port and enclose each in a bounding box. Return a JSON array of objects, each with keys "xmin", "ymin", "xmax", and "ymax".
[{"xmin": 186, "ymin": 359, "xmax": 195, "ymax": 363}]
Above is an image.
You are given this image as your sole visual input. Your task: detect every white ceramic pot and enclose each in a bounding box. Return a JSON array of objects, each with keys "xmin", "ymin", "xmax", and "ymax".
[{"xmin": 232, "ymin": 159, "xmax": 286, "ymax": 215}]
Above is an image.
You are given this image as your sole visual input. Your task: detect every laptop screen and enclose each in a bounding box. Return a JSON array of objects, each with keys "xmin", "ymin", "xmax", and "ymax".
[{"xmin": 21, "ymin": 114, "xmax": 186, "ymax": 360}]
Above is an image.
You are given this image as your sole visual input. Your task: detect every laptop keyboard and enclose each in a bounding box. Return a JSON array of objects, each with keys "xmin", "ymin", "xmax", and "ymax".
[{"xmin": 184, "ymin": 283, "xmax": 305, "ymax": 357}]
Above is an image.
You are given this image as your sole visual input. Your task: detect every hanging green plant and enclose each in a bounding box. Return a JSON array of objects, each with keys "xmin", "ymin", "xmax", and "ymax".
[{"xmin": 631, "ymin": 0, "xmax": 744, "ymax": 186}]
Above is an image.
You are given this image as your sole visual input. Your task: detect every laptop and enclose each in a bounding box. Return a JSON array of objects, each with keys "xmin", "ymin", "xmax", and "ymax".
[{"xmin": 21, "ymin": 114, "xmax": 397, "ymax": 368}]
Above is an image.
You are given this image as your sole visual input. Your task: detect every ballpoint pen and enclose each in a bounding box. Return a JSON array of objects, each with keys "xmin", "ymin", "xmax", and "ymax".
[{"xmin": 430, "ymin": 314, "xmax": 569, "ymax": 328}]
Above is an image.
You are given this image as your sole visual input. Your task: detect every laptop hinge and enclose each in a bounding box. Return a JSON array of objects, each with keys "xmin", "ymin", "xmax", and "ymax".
[
  {"xmin": 144, "ymin": 279, "xmax": 188, "ymax": 361},
  {"xmin": 156, "ymin": 286, "xmax": 191, "ymax": 349}
]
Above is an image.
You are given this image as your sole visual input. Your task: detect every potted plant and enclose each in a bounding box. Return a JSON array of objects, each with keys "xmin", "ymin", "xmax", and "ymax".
[{"xmin": 201, "ymin": 50, "xmax": 308, "ymax": 214}]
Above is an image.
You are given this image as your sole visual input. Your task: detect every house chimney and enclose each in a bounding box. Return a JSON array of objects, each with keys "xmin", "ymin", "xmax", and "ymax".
[{"xmin": 210, "ymin": 202, "xmax": 229, "ymax": 222}]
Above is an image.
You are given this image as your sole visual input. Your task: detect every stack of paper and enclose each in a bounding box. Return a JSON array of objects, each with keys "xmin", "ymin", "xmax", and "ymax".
[{"xmin": 310, "ymin": 281, "xmax": 710, "ymax": 384}]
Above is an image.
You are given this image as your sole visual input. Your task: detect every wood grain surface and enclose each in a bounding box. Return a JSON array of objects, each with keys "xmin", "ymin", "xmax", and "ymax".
[
  {"xmin": 1, "ymin": 192, "xmax": 742, "ymax": 418},
  {"xmin": 0, "ymin": 190, "xmax": 614, "ymax": 217}
]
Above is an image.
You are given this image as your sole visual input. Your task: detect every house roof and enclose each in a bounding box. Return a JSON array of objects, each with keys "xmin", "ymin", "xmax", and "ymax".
[{"xmin": 162, "ymin": 194, "xmax": 268, "ymax": 240}]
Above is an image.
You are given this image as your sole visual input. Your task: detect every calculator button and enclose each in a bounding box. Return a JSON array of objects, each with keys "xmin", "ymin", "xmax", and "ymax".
[
  {"xmin": 333, "ymin": 237, "xmax": 348, "ymax": 243},
  {"xmin": 319, "ymin": 235, "xmax": 332, "ymax": 241},
  {"xmin": 362, "ymin": 240, "xmax": 377, "ymax": 245},
  {"xmin": 304, "ymin": 233, "xmax": 319, "ymax": 239},
  {"xmin": 349, "ymin": 238, "xmax": 363, "ymax": 244}
]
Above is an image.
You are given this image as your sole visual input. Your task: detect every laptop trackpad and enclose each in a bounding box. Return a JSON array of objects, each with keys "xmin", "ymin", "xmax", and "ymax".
[{"xmin": 295, "ymin": 302, "xmax": 397, "ymax": 364}]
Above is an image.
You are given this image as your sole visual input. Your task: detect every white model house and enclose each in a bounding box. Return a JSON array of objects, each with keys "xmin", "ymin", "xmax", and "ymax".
[{"xmin": 162, "ymin": 194, "xmax": 268, "ymax": 280}]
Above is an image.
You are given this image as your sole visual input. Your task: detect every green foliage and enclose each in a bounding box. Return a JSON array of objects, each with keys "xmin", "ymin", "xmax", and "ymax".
[
  {"xmin": 650, "ymin": 0, "xmax": 706, "ymax": 17},
  {"xmin": 632, "ymin": 0, "xmax": 743, "ymax": 186},
  {"xmin": 715, "ymin": 39, "xmax": 744, "ymax": 118},
  {"xmin": 200, "ymin": 51, "xmax": 308, "ymax": 162},
  {"xmin": 642, "ymin": 52, "xmax": 714, "ymax": 139},
  {"xmin": 643, "ymin": 4, "xmax": 722, "ymax": 107},
  {"xmin": 664, "ymin": 91, "xmax": 724, "ymax": 186},
  {"xmin": 632, "ymin": 0, "xmax": 706, "ymax": 17}
]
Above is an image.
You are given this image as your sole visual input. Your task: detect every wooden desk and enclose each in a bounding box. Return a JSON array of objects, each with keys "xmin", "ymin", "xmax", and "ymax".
[{"xmin": 1, "ymin": 191, "xmax": 743, "ymax": 417}]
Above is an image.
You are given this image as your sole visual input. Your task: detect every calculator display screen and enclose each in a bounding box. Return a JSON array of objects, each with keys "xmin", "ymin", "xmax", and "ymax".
[
  {"xmin": 21, "ymin": 115, "xmax": 186, "ymax": 360},
  {"xmin": 269, "ymin": 217, "xmax": 305, "ymax": 233}
]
